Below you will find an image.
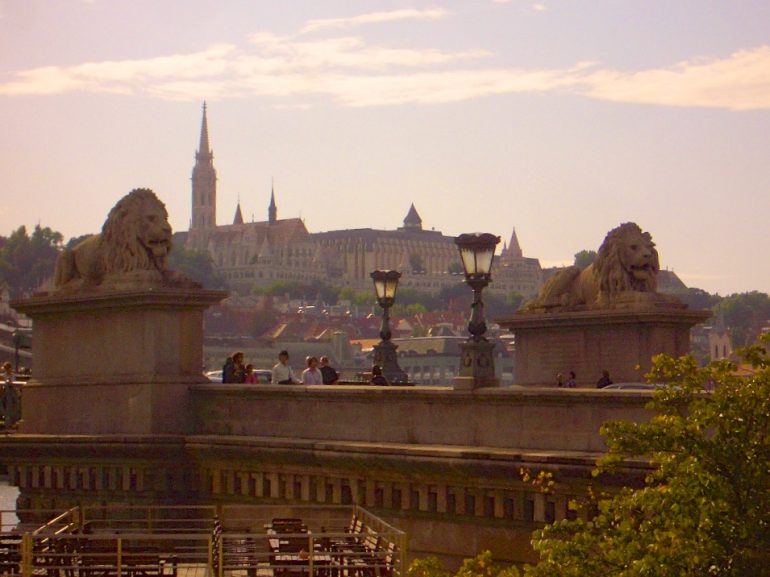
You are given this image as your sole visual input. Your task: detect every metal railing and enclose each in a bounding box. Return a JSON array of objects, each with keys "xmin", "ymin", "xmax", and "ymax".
[{"xmin": 0, "ymin": 504, "xmax": 405, "ymax": 577}]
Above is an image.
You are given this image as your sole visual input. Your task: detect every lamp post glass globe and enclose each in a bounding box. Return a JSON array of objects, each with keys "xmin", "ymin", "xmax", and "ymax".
[
  {"xmin": 369, "ymin": 269, "xmax": 408, "ymax": 384},
  {"xmin": 453, "ymin": 233, "xmax": 501, "ymax": 389},
  {"xmin": 455, "ymin": 232, "xmax": 500, "ymax": 279},
  {"xmin": 371, "ymin": 270, "xmax": 400, "ymax": 304}
]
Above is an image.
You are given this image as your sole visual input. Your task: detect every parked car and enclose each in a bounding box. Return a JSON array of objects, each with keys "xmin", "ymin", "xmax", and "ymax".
[
  {"xmin": 251, "ymin": 370, "xmax": 273, "ymax": 384},
  {"xmin": 205, "ymin": 369, "xmax": 272, "ymax": 384},
  {"xmin": 206, "ymin": 370, "xmax": 223, "ymax": 383},
  {"xmin": 601, "ymin": 383, "xmax": 660, "ymax": 390}
]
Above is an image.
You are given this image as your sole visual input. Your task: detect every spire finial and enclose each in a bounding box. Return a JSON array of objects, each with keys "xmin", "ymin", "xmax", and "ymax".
[{"xmin": 268, "ymin": 179, "xmax": 277, "ymax": 225}]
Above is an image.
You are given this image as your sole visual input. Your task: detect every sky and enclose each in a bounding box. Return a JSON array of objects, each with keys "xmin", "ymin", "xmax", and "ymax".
[{"xmin": 1, "ymin": 0, "xmax": 769, "ymax": 296}]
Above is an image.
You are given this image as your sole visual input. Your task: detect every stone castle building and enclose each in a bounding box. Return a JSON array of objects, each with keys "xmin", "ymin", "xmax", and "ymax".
[{"xmin": 184, "ymin": 104, "xmax": 543, "ymax": 296}]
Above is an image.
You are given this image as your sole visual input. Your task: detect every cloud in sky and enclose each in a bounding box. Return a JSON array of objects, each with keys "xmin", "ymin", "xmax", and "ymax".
[
  {"xmin": 583, "ymin": 47, "xmax": 770, "ymax": 111},
  {"xmin": 299, "ymin": 7, "xmax": 448, "ymax": 34},
  {"xmin": 1, "ymin": 8, "xmax": 769, "ymax": 111}
]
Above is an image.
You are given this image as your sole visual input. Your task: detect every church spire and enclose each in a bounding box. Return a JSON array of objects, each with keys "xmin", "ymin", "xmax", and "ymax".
[
  {"xmin": 233, "ymin": 200, "xmax": 244, "ymax": 225},
  {"xmin": 190, "ymin": 102, "xmax": 217, "ymax": 236},
  {"xmin": 268, "ymin": 180, "xmax": 277, "ymax": 225},
  {"xmin": 507, "ymin": 228, "xmax": 523, "ymax": 258},
  {"xmin": 196, "ymin": 101, "xmax": 212, "ymax": 161}
]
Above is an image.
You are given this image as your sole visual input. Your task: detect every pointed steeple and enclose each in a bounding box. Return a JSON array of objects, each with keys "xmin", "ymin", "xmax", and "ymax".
[
  {"xmin": 196, "ymin": 102, "xmax": 213, "ymax": 162},
  {"xmin": 401, "ymin": 203, "xmax": 423, "ymax": 231},
  {"xmin": 233, "ymin": 201, "xmax": 244, "ymax": 225},
  {"xmin": 190, "ymin": 102, "xmax": 217, "ymax": 235},
  {"xmin": 268, "ymin": 180, "xmax": 277, "ymax": 225},
  {"xmin": 507, "ymin": 228, "xmax": 523, "ymax": 258}
]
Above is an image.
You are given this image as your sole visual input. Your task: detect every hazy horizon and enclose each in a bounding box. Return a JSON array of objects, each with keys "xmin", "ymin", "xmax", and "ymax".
[{"xmin": 1, "ymin": 1, "xmax": 768, "ymax": 296}]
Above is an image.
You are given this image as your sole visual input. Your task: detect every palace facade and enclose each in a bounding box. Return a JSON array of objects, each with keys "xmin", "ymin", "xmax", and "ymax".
[{"xmin": 183, "ymin": 104, "xmax": 543, "ymax": 297}]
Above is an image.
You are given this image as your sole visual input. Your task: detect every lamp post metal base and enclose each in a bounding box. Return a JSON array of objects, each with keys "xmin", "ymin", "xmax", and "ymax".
[
  {"xmin": 453, "ymin": 339, "xmax": 498, "ymax": 390},
  {"xmin": 372, "ymin": 340, "xmax": 409, "ymax": 385}
]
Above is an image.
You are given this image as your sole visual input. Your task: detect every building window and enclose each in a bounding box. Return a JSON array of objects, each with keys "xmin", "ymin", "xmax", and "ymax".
[
  {"xmin": 464, "ymin": 493, "xmax": 475, "ymax": 516},
  {"xmin": 545, "ymin": 501, "xmax": 556, "ymax": 523},
  {"xmin": 341, "ymin": 483, "xmax": 352, "ymax": 505},
  {"xmin": 524, "ymin": 497, "xmax": 535, "ymax": 522},
  {"xmin": 392, "ymin": 488, "xmax": 402, "ymax": 509},
  {"xmin": 484, "ymin": 496, "xmax": 495, "ymax": 517},
  {"xmin": 446, "ymin": 491, "xmax": 456, "ymax": 515}
]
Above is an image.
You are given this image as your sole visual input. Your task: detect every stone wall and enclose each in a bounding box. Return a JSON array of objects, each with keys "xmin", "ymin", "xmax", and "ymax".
[{"xmin": 190, "ymin": 384, "xmax": 652, "ymax": 453}]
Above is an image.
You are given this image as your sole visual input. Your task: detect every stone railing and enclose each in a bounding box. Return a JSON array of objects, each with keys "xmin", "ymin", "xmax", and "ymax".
[{"xmin": 190, "ymin": 384, "xmax": 653, "ymax": 454}]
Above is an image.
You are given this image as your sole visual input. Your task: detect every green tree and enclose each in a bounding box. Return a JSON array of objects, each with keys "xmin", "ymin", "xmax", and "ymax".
[
  {"xmin": 667, "ymin": 286, "xmax": 722, "ymax": 310},
  {"xmin": 525, "ymin": 336, "xmax": 770, "ymax": 576},
  {"xmin": 409, "ymin": 252, "xmax": 426, "ymax": 273},
  {"xmin": 573, "ymin": 249, "xmax": 597, "ymax": 269},
  {"xmin": 717, "ymin": 291, "xmax": 770, "ymax": 347},
  {"xmin": 505, "ymin": 291, "xmax": 524, "ymax": 311},
  {"xmin": 409, "ymin": 551, "xmax": 518, "ymax": 577},
  {"xmin": 447, "ymin": 261, "xmax": 464, "ymax": 275},
  {"xmin": 166, "ymin": 246, "xmax": 228, "ymax": 290},
  {"xmin": 0, "ymin": 225, "xmax": 63, "ymax": 297}
]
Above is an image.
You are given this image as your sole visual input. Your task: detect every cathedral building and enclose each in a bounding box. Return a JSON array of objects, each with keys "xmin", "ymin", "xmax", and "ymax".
[{"xmin": 184, "ymin": 104, "xmax": 543, "ymax": 297}]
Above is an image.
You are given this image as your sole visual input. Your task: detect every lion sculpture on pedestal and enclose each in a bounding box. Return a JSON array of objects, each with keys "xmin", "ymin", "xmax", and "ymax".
[
  {"xmin": 54, "ymin": 188, "xmax": 192, "ymax": 291},
  {"xmin": 525, "ymin": 222, "xmax": 676, "ymax": 311}
]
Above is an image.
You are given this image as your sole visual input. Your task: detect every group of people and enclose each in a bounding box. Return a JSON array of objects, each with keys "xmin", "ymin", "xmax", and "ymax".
[
  {"xmin": 221, "ymin": 350, "xmax": 392, "ymax": 386},
  {"xmin": 221, "ymin": 351, "xmax": 264, "ymax": 384},
  {"xmin": 272, "ymin": 350, "xmax": 340, "ymax": 385},
  {"xmin": 556, "ymin": 370, "xmax": 614, "ymax": 388},
  {"xmin": 222, "ymin": 350, "xmax": 340, "ymax": 385}
]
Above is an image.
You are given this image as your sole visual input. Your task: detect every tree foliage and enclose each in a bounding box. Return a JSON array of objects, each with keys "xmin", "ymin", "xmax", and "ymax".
[
  {"xmin": 251, "ymin": 279, "xmax": 340, "ymax": 304},
  {"xmin": 0, "ymin": 225, "xmax": 63, "ymax": 297},
  {"xmin": 717, "ymin": 291, "xmax": 770, "ymax": 347},
  {"xmin": 447, "ymin": 261, "xmax": 464, "ymax": 275},
  {"xmin": 409, "ymin": 252, "xmax": 426, "ymax": 273},
  {"xmin": 526, "ymin": 335, "xmax": 770, "ymax": 576},
  {"xmin": 408, "ymin": 337, "xmax": 770, "ymax": 577},
  {"xmin": 409, "ymin": 551, "xmax": 518, "ymax": 577},
  {"xmin": 166, "ymin": 246, "xmax": 228, "ymax": 290},
  {"xmin": 667, "ymin": 287, "xmax": 722, "ymax": 310},
  {"xmin": 573, "ymin": 249, "xmax": 597, "ymax": 269}
]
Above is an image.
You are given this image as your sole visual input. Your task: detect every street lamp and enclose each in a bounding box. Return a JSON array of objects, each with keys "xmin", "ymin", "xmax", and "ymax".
[
  {"xmin": 454, "ymin": 232, "xmax": 501, "ymax": 389},
  {"xmin": 370, "ymin": 270, "xmax": 409, "ymax": 384}
]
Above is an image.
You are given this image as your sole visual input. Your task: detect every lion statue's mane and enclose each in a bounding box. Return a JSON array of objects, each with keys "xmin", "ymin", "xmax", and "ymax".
[
  {"xmin": 54, "ymin": 188, "xmax": 177, "ymax": 290},
  {"xmin": 525, "ymin": 222, "xmax": 661, "ymax": 311}
]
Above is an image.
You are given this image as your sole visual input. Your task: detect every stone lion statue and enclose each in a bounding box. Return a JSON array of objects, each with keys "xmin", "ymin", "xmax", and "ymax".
[
  {"xmin": 54, "ymin": 188, "xmax": 192, "ymax": 290},
  {"xmin": 525, "ymin": 222, "xmax": 673, "ymax": 311}
]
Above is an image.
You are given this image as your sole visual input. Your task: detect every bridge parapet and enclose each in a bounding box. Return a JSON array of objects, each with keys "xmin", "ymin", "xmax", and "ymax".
[{"xmin": 190, "ymin": 384, "xmax": 653, "ymax": 453}]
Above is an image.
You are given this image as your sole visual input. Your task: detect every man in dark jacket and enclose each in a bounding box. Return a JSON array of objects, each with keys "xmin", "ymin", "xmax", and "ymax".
[{"xmin": 319, "ymin": 356, "xmax": 339, "ymax": 384}]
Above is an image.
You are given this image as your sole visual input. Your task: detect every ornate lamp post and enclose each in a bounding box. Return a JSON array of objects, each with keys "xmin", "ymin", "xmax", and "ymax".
[
  {"xmin": 453, "ymin": 232, "xmax": 501, "ymax": 389},
  {"xmin": 370, "ymin": 270, "xmax": 409, "ymax": 385}
]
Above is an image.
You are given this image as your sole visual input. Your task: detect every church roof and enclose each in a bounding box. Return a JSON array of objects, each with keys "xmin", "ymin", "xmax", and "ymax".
[{"xmin": 209, "ymin": 217, "xmax": 311, "ymax": 248}]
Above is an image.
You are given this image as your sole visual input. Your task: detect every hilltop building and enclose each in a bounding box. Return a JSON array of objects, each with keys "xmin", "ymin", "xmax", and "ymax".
[{"xmin": 183, "ymin": 103, "xmax": 543, "ymax": 297}]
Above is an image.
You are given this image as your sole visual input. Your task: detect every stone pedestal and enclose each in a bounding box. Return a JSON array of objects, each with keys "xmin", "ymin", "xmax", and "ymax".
[
  {"xmin": 453, "ymin": 339, "xmax": 499, "ymax": 390},
  {"xmin": 12, "ymin": 287, "xmax": 225, "ymax": 434},
  {"xmin": 498, "ymin": 307, "xmax": 710, "ymax": 387}
]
